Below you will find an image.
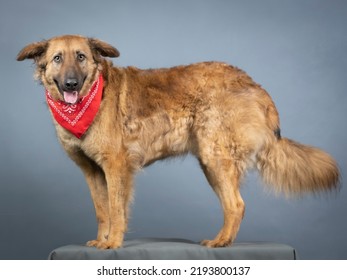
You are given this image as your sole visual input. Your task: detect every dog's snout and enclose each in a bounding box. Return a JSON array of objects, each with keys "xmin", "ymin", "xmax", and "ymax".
[{"xmin": 65, "ymin": 78, "xmax": 79, "ymax": 91}]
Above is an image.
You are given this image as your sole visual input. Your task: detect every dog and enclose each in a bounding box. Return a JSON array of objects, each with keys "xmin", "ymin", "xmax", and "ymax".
[{"xmin": 17, "ymin": 35, "xmax": 339, "ymax": 249}]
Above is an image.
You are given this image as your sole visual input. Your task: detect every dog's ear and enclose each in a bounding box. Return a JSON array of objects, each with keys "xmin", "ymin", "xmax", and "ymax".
[
  {"xmin": 88, "ymin": 38, "xmax": 120, "ymax": 58},
  {"xmin": 16, "ymin": 40, "xmax": 48, "ymax": 61}
]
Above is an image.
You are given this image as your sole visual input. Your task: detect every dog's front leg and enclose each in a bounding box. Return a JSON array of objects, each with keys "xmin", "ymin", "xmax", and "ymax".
[
  {"xmin": 96, "ymin": 156, "xmax": 132, "ymax": 249},
  {"xmin": 84, "ymin": 167, "xmax": 110, "ymax": 247},
  {"xmin": 64, "ymin": 149, "xmax": 110, "ymax": 247}
]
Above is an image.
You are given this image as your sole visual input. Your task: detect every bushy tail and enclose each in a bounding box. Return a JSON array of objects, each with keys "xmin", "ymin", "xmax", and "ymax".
[{"xmin": 257, "ymin": 137, "xmax": 340, "ymax": 196}]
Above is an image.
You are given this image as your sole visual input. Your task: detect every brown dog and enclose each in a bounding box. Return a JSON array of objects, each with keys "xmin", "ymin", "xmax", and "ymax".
[{"xmin": 17, "ymin": 35, "xmax": 339, "ymax": 249}]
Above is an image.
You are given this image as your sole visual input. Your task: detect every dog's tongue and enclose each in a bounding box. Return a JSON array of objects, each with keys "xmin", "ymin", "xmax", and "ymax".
[{"xmin": 63, "ymin": 91, "xmax": 79, "ymax": 104}]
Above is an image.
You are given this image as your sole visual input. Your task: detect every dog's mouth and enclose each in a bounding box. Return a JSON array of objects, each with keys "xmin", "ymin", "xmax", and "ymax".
[
  {"xmin": 54, "ymin": 78, "xmax": 85, "ymax": 105},
  {"xmin": 63, "ymin": 91, "xmax": 79, "ymax": 104}
]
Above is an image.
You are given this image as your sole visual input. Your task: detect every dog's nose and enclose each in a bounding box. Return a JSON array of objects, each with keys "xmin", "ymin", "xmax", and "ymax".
[{"xmin": 65, "ymin": 78, "xmax": 79, "ymax": 90}]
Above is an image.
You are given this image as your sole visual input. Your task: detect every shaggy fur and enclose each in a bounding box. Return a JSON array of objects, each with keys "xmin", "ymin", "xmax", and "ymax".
[{"xmin": 17, "ymin": 35, "xmax": 340, "ymax": 249}]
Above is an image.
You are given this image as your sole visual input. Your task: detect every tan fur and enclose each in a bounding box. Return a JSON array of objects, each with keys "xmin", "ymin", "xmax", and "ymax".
[{"xmin": 17, "ymin": 35, "xmax": 340, "ymax": 249}]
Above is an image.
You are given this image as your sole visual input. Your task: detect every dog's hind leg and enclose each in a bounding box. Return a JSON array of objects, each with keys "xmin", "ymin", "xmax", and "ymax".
[{"xmin": 199, "ymin": 158, "xmax": 245, "ymax": 247}]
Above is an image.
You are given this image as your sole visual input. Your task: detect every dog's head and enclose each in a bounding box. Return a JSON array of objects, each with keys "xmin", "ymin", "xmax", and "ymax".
[{"xmin": 17, "ymin": 35, "xmax": 119, "ymax": 104}]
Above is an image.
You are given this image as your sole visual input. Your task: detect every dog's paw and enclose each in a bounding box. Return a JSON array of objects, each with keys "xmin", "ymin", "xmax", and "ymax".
[
  {"xmin": 201, "ymin": 238, "xmax": 232, "ymax": 248},
  {"xmin": 86, "ymin": 239, "xmax": 122, "ymax": 249},
  {"xmin": 86, "ymin": 240, "xmax": 100, "ymax": 247}
]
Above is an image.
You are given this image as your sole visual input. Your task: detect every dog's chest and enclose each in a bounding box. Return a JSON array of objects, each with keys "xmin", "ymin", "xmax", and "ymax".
[{"xmin": 56, "ymin": 125, "xmax": 83, "ymax": 151}]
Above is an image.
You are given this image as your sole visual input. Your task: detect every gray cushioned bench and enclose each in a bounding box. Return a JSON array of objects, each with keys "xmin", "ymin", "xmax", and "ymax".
[{"xmin": 48, "ymin": 238, "xmax": 297, "ymax": 260}]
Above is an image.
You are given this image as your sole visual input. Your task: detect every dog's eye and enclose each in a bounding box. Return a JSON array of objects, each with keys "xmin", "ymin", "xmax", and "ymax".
[
  {"xmin": 77, "ymin": 53, "xmax": 86, "ymax": 62},
  {"xmin": 53, "ymin": 55, "xmax": 61, "ymax": 63}
]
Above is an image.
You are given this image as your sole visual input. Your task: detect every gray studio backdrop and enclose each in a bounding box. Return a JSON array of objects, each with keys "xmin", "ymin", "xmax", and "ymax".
[{"xmin": 1, "ymin": 0, "xmax": 346, "ymax": 259}]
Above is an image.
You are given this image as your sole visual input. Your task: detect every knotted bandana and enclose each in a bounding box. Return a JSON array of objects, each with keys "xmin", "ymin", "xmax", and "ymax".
[{"xmin": 46, "ymin": 75, "xmax": 103, "ymax": 138}]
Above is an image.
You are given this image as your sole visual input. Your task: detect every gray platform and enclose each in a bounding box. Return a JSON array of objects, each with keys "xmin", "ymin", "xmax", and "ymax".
[{"xmin": 48, "ymin": 238, "xmax": 297, "ymax": 260}]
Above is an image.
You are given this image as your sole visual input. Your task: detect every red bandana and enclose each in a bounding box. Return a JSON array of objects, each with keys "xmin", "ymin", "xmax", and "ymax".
[{"xmin": 46, "ymin": 75, "xmax": 103, "ymax": 139}]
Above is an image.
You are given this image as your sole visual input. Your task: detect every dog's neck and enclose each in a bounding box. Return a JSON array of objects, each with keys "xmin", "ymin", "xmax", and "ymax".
[{"xmin": 45, "ymin": 75, "xmax": 103, "ymax": 139}]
